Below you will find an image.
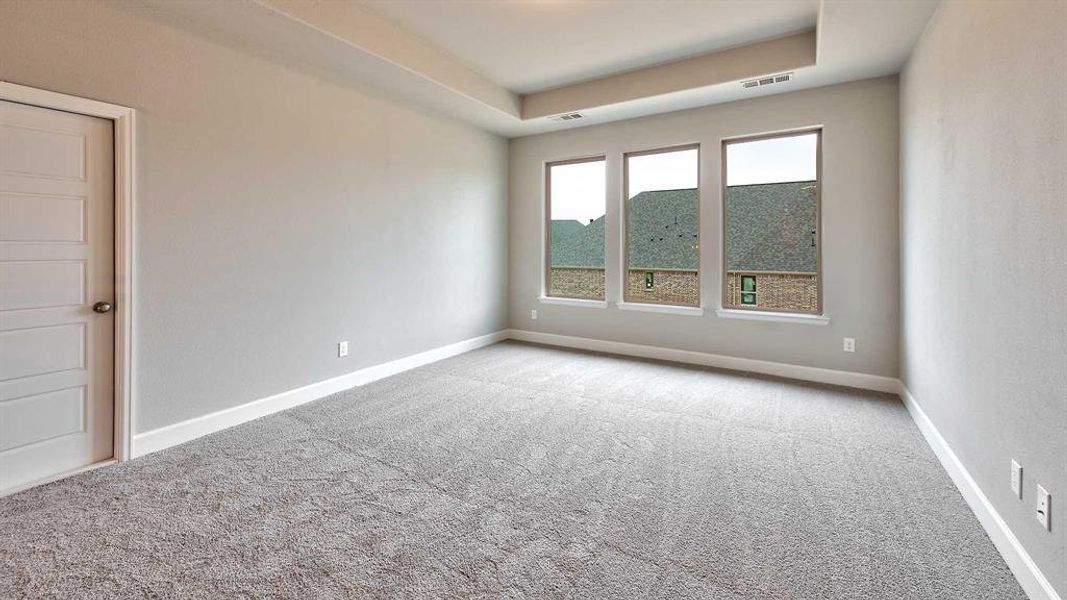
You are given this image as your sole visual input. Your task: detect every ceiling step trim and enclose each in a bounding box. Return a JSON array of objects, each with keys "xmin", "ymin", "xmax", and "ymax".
[{"xmin": 521, "ymin": 30, "xmax": 817, "ymax": 120}]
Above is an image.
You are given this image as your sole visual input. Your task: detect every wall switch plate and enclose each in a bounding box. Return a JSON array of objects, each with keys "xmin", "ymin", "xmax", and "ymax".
[
  {"xmin": 338, "ymin": 341, "xmax": 348, "ymax": 358},
  {"xmin": 1011, "ymin": 460, "xmax": 1022, "ymax": 498},
  {"xmin": 530, "ymin": 309, "xmax": 538, "ymax": 320},
  {"xmin": 843, "ymin": 338, "xmax": 856, "ymax": 352},
  {"xmin": 1036, "ymin": 484, "xmax": 1051, "ymax": 530}
]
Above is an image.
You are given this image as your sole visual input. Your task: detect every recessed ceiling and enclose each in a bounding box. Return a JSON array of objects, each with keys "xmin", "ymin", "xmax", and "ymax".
[
  {"xmin": 354, "ymin": 0, "xmax": 819, "ymax": 94},
  {"xmin": 128, "ymin": 0, "xmax": 940, "ymax": 137}
]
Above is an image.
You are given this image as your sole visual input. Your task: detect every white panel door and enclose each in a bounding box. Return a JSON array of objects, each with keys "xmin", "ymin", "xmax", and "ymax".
[{"xmin": 0, "ymin": 100, "xmax": 114, "ymax": 493}]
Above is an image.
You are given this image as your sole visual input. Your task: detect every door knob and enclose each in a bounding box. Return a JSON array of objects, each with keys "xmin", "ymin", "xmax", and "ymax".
[{"xmin": 92, "ymin": 301, "xmax": 113, "ymax": 314}]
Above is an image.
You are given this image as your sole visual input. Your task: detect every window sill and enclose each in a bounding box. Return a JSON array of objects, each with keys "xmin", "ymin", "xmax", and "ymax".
[
  {"xmin": 616, "ymin": 302, "xmax": 704, "ymax": 316},
  {"xmin": 715, "ymin": 308, "xmax": 829, "ymax": 325},
  {"xmin": 538, "ymin": 296, "xmax": 608, "ymax": 308}
]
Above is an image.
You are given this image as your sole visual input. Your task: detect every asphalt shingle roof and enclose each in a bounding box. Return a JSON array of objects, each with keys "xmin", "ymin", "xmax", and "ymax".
[
  {"xmin": 550, "ymin": 217, "xmax": 605, "ymax": 267},
  {"xmin": 725, "ymin": 181, "xmax": 817, "ymax": 273},
  {"xmin": 549, "ymin": 182, "xmax": 816, "ymax": 272},
  {"xmin": 551, "ymin": 220, "xmax": 586, "ymax": 243},
  {"xmin": 626, "ymin": 189, "xmax": 698, "ymax": 270}
]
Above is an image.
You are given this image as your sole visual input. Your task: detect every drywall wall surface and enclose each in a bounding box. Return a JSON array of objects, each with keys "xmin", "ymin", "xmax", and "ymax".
[
  {"xmin": 510, "ymin": 77, "xmax": 900, "ymax": 377},
  {"xmin": 900, "ymin": 1, "xmax": 1066, "ymax": 594},
  {"xmin": 0, "ymin": 1, "xmax": 508, "ymax": 432}
]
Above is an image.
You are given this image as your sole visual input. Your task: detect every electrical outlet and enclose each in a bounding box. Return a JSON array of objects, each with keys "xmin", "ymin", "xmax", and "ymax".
[
  {"xmin": 337, "ymin": 341, "xmax": 348, "ymax": 358},
  {"xmin": 1011, "ymin": 460, "xmax": 1022, "ymax": 499},
  {"xmin": 1036, "ymin": 484, "xmax": 1051, "ymax": 531},
  {"xmin": 843, "ymin": 338, "xmax": 856, "ymax": 352},
  {"xmin": 530, "ymin": 309, "xmax": 538, "ymax": 320}
]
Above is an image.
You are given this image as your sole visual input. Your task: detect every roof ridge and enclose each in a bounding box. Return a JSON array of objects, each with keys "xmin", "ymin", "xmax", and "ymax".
[
  {"xmin": 630, "ymin": 187, "xmax": 698, "ymax": 196},
  {"xmin": 726, "ymin": 180, "xmax": 816, "ymax": 188}
]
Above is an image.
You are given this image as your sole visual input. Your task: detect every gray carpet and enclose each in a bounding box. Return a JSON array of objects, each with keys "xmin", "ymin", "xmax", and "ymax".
[{"xmin": 0, "ymin": 341, "xmax": 1026, "ymax": 599}]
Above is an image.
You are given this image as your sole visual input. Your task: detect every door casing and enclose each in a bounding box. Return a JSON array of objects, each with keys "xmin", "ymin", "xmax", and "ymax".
[{"xmin": 0, "ymin": 81, "xmax": 135, "ymax": 466}]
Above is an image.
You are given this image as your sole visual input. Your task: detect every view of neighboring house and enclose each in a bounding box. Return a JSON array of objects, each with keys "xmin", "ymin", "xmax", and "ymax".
[
  {"xmin": 550, "ymin": 182, "xmax": 817, "ymax": 311},
  {"xmin": 625, "ymin": 188, "xmax": 700, "ymax": 306},
  {"xmin": 549, "ymin": 215, "xmax": 606, "ymax": 299},
  {"xmin": 725, "ymin": 180, "xmax": 818, "ymax": 312},
  {"xmin": 549, "ymin": 188, "xmax": 700, "ymax": 304}
]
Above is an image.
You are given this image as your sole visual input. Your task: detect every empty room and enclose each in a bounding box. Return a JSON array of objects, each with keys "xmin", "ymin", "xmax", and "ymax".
[{"xmin": 0, "ymin": 0, "xmax": 1064, "ymax": 598}]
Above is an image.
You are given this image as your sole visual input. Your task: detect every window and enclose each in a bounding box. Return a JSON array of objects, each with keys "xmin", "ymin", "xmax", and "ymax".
[
  {"xmin": 723, "ymin": 129, "xmax": 821, "ymax": 313},
  {"xmin": 546, "ymin": 157, "xmax": 606, "ymax": 300},
  {"xmin": 623, "ymin": 145, "xmax": 700, "ymax": 306},
  {"xmin": 740, "ymin": 275, "xmax": 757, "ymax": 305}
]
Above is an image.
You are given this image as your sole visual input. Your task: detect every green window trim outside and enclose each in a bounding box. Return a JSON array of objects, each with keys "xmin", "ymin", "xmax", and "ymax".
[{"xmin": 741, "ymin": 275, "xmax": 757, "ymax": 305}]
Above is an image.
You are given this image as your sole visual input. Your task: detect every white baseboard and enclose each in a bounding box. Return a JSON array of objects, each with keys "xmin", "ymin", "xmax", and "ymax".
[
  {"xmin": 135, "ymin": 328, "xmax": 894, "ymax": 458},
  {"xmin": 132, "ymin": 330, "xmax": 508, "ymax": 457},
  {"xmin": 899, "ymin": 383, "xmax": 1061, "ymax": 600},
  {"xmin": 506, "ymin": 329, "xmax": 899, "ymax": 393}
]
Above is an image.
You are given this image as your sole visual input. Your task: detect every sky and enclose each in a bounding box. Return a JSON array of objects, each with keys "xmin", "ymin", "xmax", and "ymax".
[
  {"xmin": 549, "ymin": 134, "xmax": 816, "ymax": 223},
  {"xmin": 549, "ymin": 160, "xmax": 606, "ymax": 224},
  {"xmin": 627, "ymin": 148, "xmax": 698, "ymax": 198},
  {"xmin": 726, "ymin": 133, "xmax": 817, "ymax": 186}
]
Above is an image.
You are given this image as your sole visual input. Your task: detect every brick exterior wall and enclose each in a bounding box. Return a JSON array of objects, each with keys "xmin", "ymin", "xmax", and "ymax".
[
  {"xmin": 549, "ymin": 267, "xmax": 700, "ymax": 306},
  {"xmin": 726, "ymin": 271, "xmax": 818, "ymax": 312},
  {"xmin": 549, "ymin": 267, "xmax": 605, "ymax": 300},
  {"xmin": 549, "ymin": 269, "xmax": 813, "ymax": 310},
  {"xmin": 626, "ymin": 269, "xmax": 699, "ymax": 306}
]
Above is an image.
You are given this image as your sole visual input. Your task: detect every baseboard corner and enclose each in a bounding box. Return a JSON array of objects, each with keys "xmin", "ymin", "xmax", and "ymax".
[{"xmin": 899, "ymin": 383, "xmax": 1062, "ymax": 600}]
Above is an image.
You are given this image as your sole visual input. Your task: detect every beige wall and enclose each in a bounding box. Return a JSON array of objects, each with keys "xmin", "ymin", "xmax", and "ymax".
[
  {"xmin": 900, "ymin": 1, "xmax": 1067, "ymax": 594},
  {"xmin": 511, "ymin": 76, "xmax": 900, "ymax": 377},
  {"xmin": 0, "ymin": 1, "xmax": 509, "ymax": 433}
]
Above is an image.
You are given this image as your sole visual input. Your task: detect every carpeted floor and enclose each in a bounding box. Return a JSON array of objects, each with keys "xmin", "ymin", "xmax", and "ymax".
[{"xmin": 0, "ymin": 341, "xmax": 1026, "ymax": 599}]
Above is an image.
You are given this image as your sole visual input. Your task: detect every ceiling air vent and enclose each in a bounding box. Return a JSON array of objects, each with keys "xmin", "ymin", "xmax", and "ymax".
[
  {"xmin": 741, "ymin": 72, "xmax": 793, "ymax": 90},
  {"xmin": 549, "ymin": 112, "xmax": 584, "ymax": 122}
]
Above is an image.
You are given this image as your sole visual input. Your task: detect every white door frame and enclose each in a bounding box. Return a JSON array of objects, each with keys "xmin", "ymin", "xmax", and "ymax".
[{"xmin": 1, "ymin": 81, "xmax": 135, "ymax": 462}]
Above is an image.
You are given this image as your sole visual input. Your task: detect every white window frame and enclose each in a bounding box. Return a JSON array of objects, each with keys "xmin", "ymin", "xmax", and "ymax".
[{"xmin": 720, "ymin": 128, "xmax": 823, "ymax": 316}]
